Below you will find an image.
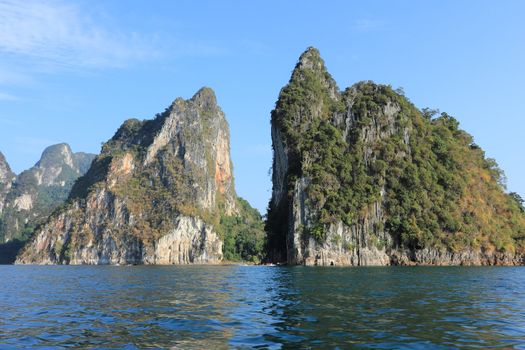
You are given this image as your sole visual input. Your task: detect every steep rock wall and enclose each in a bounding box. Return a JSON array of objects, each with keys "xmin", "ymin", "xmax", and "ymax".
[
  {"xmin": 267, "ymin": 47, "xmax": 525, "ymax": 266},
  {"xmin": 17, "ymin": 88, "xmax": 237, "ymax": 265},
  {"xmin": 0, "ymin": 144, "xmax": 95, "ymax": 243},
  {"xmin": 0, "ymin": 152, "xmax": 15, "ymax": 214}
]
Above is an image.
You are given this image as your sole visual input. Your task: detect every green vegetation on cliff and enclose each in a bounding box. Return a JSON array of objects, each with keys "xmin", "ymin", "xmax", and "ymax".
[
  {"xmin": 219, "ymin": 198, "xmax": 266, "ymax": 263},
  {"xmin": 62, "ymin": 90, "xmax": 265, "ymax": 262},
  {"xmin": 267, "ymin": 47, "xmax": 525, "ymax": 258},
  {"xmin": 0, "ymin": 144, "xmax": 95, "ymax": 245}
]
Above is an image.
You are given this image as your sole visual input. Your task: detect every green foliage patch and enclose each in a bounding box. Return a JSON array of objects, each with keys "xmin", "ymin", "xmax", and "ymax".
[{"xmin": 267, "ymin": 49, "xmax": 525, "ymax": 257}]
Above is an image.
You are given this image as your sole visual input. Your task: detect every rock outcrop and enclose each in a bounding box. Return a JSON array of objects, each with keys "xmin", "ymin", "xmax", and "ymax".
[
  {"xmin": 0, "ymin": 152, "xmax": 15, "ymax": 214},
  {"xmin": 266, "ymin": 47, "xmax": 525, "ymax": 266},
  {"xmin": 16, "ymin": 88, "xmax": 264, "ymax": 265},
  {"xmin": 0, "ymin": 144, "xmax": 95, "ymax": 243}
]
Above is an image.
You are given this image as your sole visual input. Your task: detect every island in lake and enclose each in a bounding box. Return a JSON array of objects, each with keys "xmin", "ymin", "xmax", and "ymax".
[{"xmin": 1, "ymin": 48, "xmax": 524, "ymax": 266}]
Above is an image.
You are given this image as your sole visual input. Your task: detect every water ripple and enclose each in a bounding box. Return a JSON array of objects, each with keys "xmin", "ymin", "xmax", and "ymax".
[{"xmin": 1, "ymin": 266, "xmax": 525, "ymax": 348}]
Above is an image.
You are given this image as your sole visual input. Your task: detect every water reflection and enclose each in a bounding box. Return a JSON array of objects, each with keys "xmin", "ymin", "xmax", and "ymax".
[{"xmin": 1, "ymin": 266, "xmax": 524, "ymax": 348}]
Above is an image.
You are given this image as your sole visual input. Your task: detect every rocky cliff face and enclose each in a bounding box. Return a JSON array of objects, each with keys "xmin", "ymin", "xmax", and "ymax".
[
  {"xmin": 266, "ymin": 47, "xmax": 525, "ymax": 266},
  {"xmin": 16, "ymin": 88, "xmax": 263, "ymax": 265},
  {"xmin": 0, "ymin": 152, "xmax": 15, "ymax": 214},
  {"xmin": 0, "ymin": 144, "xmax": 95, "ymax": 243}
]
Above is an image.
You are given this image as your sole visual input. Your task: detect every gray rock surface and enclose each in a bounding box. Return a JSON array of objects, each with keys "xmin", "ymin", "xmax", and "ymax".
[
  {"xmin": 0, "ymin": 152, "xmax": 15, "ymax": 214},
  {"xmin": 0, "ymin": 144, "xmax": 95, "ymax": 243},
  {"xmin": 17, "ymin": 88, "xmax": 236, "ymax": 265}
]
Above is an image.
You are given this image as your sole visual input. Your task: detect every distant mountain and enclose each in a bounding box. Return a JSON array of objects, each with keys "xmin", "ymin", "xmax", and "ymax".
[
  {"xmin": 17, "ymin": 88, "xmax": 265, "ymax": 265},
  {"xmin": 0, "ymin": 144, "xmax": 96, "ymax": 243},
  {"xmin": 266, "ymin": 47, "xmax": 525, "ymax": 266}
]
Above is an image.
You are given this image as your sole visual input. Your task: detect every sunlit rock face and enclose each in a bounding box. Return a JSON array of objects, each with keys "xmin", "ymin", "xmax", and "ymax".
[
  {"xmin": 17, "ymin": 87, "xmax": 238, "ymax": 265},
  {"xmin": 0, "ymin": 144, "xmax": 95, "ymax": 243},
  {"xmin": 0, "ymin": 152, "xmax": 15, "ymax": 215}
]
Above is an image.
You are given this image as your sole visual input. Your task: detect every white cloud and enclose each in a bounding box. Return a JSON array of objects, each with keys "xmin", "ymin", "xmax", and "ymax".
[
  {"xmin": 353, "ymin": 19, "xmax": 385, "ymax": 32},
  {"xmin": 0, "ymin": 92, "xmax": 19, "ymax": 101},
  {"xmin": 0, "ymin": 67, "xmax": 35, "ymax": 85},
  {"xmin": 0, "ymin": 0, "xmax": 158, "ymax": 69}
]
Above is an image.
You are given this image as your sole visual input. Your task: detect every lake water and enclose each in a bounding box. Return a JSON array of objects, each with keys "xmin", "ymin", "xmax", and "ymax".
[{"xmin": 1, "ymin": 266, "xmax": 524, "ymax": 349}]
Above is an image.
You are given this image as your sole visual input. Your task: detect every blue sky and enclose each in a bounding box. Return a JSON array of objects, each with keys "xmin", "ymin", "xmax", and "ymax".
[{"xmin": 0, "ymin": 0, "xmax": 523, "ymax": 213}]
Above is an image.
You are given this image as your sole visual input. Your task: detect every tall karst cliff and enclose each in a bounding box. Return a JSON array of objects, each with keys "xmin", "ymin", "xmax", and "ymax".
[
  {"xmin": 0, "ymin": 152, "xmax": 15, "ymax": 215},
  {"xmin": 266, "ymin": 47, "xmax": 525, "ymax": 266},
  {"xmin": 17, "ymin": 88, "xmax": 265, "ymax": 265},
  {"xmin": 0, "ymin": 144, "xmax": 95, "ymax": 243}
]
